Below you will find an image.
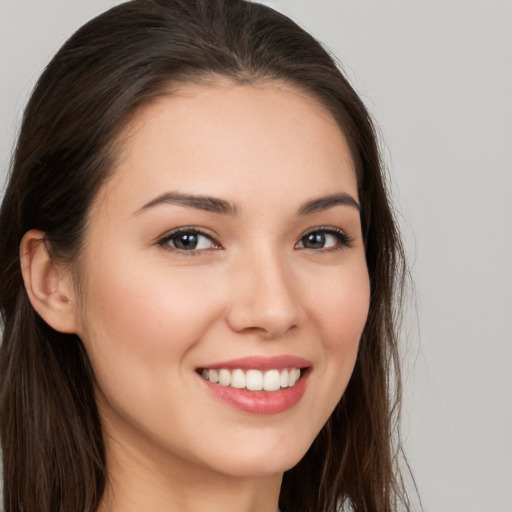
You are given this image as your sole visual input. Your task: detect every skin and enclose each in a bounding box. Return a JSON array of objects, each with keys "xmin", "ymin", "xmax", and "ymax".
[{"xmin": 23, "ymin": 80, "xmax": 370, "ymax": 512}]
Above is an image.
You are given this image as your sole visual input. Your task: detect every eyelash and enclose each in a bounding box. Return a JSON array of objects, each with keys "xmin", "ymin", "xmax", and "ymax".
[
  {"xmin": 156, "ymin": 226, "xmax": 353, "ymax": 255},
  {"xmin": 296, "ymin": 226, "xmax": 353, "ymax": 252},
  {"xmin": 157, "ymin": 227, "xmax": 221, "ymax": 255}
]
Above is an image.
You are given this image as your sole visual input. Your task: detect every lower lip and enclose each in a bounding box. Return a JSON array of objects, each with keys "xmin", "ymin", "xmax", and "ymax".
[{"xmin": 200, "ymin": 371, "xmax": 309, "ymax": 415}]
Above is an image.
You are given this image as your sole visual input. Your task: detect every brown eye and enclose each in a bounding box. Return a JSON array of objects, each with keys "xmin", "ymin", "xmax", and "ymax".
[
  {"xmin": 301, "ymin": 232, "xmax": 328, "ymax": 249},
  {"xmin": 296, "ymin": 228, "xmax": 352, "ymax": 250},
  {"xmin": 159, "ymin": 230, "xmax": 218, "ymax": 251}
]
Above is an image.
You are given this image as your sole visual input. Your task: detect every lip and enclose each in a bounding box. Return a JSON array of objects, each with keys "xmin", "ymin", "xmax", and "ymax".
[
  {"xmin": 196, "ymin": 355, "xmax": 312, "ymax": 415},
  {"xmin": 198, "ymin": 355, "xmax": 311, "ymax": 371}
]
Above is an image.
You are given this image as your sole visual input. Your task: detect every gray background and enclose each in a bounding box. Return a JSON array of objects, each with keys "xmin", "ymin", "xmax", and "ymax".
[{"xmin": 1, "ymin": 1, "xmax": 511, "ymax": 510}]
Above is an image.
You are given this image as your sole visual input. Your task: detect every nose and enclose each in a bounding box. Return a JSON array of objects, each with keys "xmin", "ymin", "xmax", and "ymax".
[{"xmin": 226, "ymin": 248, "xmax": 304, "ymax": 339}]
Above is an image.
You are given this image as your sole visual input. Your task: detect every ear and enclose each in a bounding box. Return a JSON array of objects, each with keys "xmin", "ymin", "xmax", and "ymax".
[{"xmin": 20, "ymin": 230, "xmax": 79, "ymax": 334}]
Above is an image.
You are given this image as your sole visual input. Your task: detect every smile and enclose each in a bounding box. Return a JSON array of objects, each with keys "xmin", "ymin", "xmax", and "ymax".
[
  {"xmin": 200, "ymin": 367, "xmax": 302, "ymax": 392},
  {"xmin": 196, "ymin": 356, "xmax": 311, "ymax": 415}
]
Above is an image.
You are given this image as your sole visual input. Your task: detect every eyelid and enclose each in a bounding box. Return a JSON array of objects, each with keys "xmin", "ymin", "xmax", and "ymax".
[
  {"xmin": 155, "ymin": 225, "xmax": 353, "ymax": 254},
  {"xmin": 296, "ymin": 226, "xmax": 354, "ymax": 250},
  {"xmin": 156, "ymin": 226, "xmax": 222, "ymax": 252}
]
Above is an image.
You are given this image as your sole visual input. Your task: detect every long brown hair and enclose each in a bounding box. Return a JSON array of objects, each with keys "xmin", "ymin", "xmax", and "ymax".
[{"xmin": 0, "ymin": 1, "xmax": 413, "ymax": 510}]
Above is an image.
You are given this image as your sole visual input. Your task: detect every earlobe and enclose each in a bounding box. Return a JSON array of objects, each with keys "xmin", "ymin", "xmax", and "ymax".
[{"xmin": 20, "ymin": 230, "xmax": 79, "ymax": 334}]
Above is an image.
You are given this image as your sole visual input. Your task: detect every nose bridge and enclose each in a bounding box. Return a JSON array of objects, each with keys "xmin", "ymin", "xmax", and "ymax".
[{"xmin": 226, "ymin": 241, "xmax": 302, "ymax": 338}]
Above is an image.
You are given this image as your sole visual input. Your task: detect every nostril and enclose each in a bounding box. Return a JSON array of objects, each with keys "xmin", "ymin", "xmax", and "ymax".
[{"xmin": 226, "ymin": 304, "xmax": 302, "ymax": 340}]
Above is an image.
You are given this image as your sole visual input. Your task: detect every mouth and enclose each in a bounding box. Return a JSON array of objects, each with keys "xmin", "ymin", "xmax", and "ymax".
[{"xmin": 196, "ymin": 356, "xmax": 311, "ymax": 415}]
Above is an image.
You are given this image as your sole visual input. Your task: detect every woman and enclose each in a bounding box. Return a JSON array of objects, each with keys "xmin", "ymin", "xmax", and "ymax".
[{"xmin": 0, "ymin": 0, "xmax": 412, "ymax": 511}]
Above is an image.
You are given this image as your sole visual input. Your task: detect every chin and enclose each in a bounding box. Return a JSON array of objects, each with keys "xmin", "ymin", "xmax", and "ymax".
[{"xmin": 198, "ymin": 432, "xmax": 314, "ymax": 478}]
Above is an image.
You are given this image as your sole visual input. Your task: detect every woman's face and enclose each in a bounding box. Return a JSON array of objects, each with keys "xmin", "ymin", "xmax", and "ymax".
[{"xmin": 73, "ymin": 81, "xmax": 370, "ymax": 479}]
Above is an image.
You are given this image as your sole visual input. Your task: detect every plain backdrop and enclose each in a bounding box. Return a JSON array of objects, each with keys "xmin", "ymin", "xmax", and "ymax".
[{"xmin": 1, "ymin": 1, "xmax": 511, "ymax": 511}]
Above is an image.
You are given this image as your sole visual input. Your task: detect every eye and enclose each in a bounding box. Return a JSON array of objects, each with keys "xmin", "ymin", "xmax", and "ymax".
[
  {"xmin": 295, "ymin": 228, "xmax": 352, "ymax": 251},
  {"xmin": 158, "ymin": 228, "xmax": 220, "ymax": 252}
]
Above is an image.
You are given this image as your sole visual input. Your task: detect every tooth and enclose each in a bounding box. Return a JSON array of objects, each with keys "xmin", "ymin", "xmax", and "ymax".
[
  {"xmin": 246, "ymin": 369, "xmax": 263, "ymax": 391},
  {"xmin": 231, "ymin": 369, "xmax": 246, "ymax": 389},
  {"xmin": 280, "ymin": 369, "xmax": 289, "ymax": 388},
  {"xmin": 205, "ymin": 367, "xmax": 302, "ymax": 390},
  {"xmin": 218, "ymin": 369, "xmax": 231, "ymax": 386},
  {"xmin": 263, "ymin": 370, "xmax": 281, "ymax": 391}
]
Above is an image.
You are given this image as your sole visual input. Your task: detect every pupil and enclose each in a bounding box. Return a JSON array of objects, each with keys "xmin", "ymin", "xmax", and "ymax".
[
  {"xmin": 176, "ymin": 233, "xmax": 198, "ymax": 250},
  {"xmin": 305, "ymin": 233, "xmax": 325, "ymax": 249}
]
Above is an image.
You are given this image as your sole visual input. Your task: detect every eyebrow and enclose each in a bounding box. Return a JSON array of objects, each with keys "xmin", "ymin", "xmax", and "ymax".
[
  {"xmin": 134, "ymin": 191, "xmax": 238, "ymax": 216},
  {"xmin": 134, "ymin": 191, "xmax": 360, "ymax": 216},
  {"xmin": 298, "ymin": 193, "xmax": 360, "ymax": 215}
]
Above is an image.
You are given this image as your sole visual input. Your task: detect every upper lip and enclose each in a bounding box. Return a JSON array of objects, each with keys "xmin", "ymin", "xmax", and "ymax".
[{"xmin": 197, "ymin": 355, "xmax": 311, "ymax": 371}]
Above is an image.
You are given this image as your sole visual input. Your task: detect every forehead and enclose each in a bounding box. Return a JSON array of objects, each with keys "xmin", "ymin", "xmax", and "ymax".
[{"xmin": 94, "ymin": 80, "xmax": 358, "ymax": 216}]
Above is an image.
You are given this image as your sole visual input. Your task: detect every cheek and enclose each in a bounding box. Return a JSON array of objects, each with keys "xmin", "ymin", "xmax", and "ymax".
[
  {"xmin": 76, "ymin": 257, "xmax": 231, "ymax": 450},
  {"xmin": 306, "ymin": 261, "xmax": 370, "ymax": 408},
  {"xmin": 77, "ymin": 256, "xmax": 223, "ymax": 390},
  {"xmin": 311, "ymin": 260, "xmax": 370, "ymax": 349}
]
